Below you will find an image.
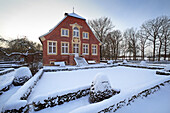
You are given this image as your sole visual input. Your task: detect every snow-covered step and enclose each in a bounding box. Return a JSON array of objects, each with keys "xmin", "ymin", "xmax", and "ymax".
[{"xmin": 74, "ymin": 57, "xmax": 88, "ymax": 66}]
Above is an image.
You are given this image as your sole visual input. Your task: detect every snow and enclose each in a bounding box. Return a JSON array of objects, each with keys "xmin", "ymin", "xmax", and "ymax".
[
  {"xmin": 14, "ymin": 67, "xmax": 32, "ymax": 78},
  {"xmin": 164, "ymin": 64, "xmax": 170, "ymax": 71},
  {"xmin": 140, "ymin": 61, "xmax": 147, "ymax": 66},
  {"xmin": 91, "ymin": 73, "xmax": 112, "ymax": 92},
  {"xmin": 0, "ymin": 86, "xmax": 21, "ymax": 112},
  {"xmin": 54, "ymin": 62, "xmax": 65, "ymax": 67},
  {"xmin": 28, "ymin": 66, "xmax": 168, "ymax": 104},
  {"xmin": 116, "ymin": 85, "xmax": 170, "ymax": 113},
  {"xmin": 107, "ymin": 60, "xmax": 113, "ymax": 64},
  {"xmin": 67, "ymin": 13, "xmax": 86, "ymax": 20},
  {"xmin": 31, "ymin": 85, "xmax": 90, "ymax": 104},
  {"xmin": 31, "ymin": 96, "xmax": 90, "ymax": 113},
  {"xmin": 123, "ymin": 60, "xmax": 128, "ymax": 64},
  {"xmin": 70, "ymin": 78, "xmax": 170, "ymax": 113},
  {"xmin": 0, "ymin": 71, "xmax": 14, "ymax": 90},
  {"xmin": 0, "ymin": 68, "xmax": 14, "ymax": 75},
  {"xmin": 88, "ymin": 60, "xmax": 96, "ymax": 64},
  {"xmin": 1, "ymin": 65, "xmax": 170, "ymax": 112},
  {"xmin": 2, "ymin": 69, "xmax": 43, "ymax": 112}
]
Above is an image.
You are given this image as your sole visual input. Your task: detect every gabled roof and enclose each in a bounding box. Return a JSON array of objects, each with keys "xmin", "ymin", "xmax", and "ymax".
[
  {"xmin": 39, "ymin": 13, "xmax": 86, "ymax": 39},
  {"xmin": 39, "ymin": 12, "xmax": 101, "ymax": 45},
  {"xmin": 65, "ymin": 13, "xmax": 86, "ymax": 20}
]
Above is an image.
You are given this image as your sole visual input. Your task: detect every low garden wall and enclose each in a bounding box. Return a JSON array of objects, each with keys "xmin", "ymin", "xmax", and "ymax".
[
  {"xmin": 32, "ymin": 85, "xmax": 90, "ymax": 111},
  {"xmin": 2, "ymin": 69, "xmax": 44, "ymax": 113},
  {"xmin": 98, "ymin": 80, "xmax": 170, "ymax": 113},
  {"xmin": 0, "ymin": 68, "xmax": 14, "ymax": 76},
  {"xmin": 0, "ymin": 69, "xmax": 15, "ymax": 95},
  {"xmin": 43, "ymin": 64, "xmax": 117, "ymax": 72},
  {"xmin": 0, "ymin": 84, "xmax": 13, "ymax": 95},
  {"xmin": 71, "ymin": 79, "xmax": 170, "ymax": 113},
  {"xmin": 120, "ymin": 64, "xmax": 164, "ymax": 70}
]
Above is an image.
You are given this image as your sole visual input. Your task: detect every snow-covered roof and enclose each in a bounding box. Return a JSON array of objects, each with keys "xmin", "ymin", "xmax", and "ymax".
[{"xmin": 65, "ymin": 13, "xmax": 86, "ymax": 20}]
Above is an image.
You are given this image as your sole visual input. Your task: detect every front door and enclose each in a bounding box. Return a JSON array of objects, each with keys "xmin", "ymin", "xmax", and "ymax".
[{"xmin": 73, "ymin": 44, "xmax": 79, "ymax": 57}]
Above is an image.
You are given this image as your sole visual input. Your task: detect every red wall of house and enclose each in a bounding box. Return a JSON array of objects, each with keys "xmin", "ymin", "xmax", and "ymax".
[{"xmin": 42, "ymin": 16, "xmax": 100, "ymax": 65}]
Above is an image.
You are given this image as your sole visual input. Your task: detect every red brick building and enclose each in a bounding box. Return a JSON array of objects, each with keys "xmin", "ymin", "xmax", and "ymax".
[{"xmin": 39, "ymin": 12, "xmax": 101, "ymax": 65}]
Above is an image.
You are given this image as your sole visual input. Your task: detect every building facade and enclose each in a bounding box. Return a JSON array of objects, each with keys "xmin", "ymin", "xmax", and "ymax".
[{"xmin": 39, "ymin": 13, "xmax": 101, "ymax": 65}]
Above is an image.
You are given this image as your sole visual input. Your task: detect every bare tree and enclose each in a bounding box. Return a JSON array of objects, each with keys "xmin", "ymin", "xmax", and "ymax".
[
  {"xmin": 88, "ymin": 17, "xmax": 114, "ymax": 59},
  {"xmin": 123, "ymin": 28, "xmax": 139, "ymax": 60},
  {"xmin": 141, "ymin": 17, "xmax": 164, "ymax": 61},
  {"xmin": 137, "ymin": 30, "xmax": 150, "ymax": 60},
  {"xmin": 160, "ymin": 16, "xmax": 170, "ymax": 60}
]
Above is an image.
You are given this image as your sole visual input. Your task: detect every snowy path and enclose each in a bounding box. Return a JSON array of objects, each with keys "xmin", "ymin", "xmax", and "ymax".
[
  {"xmin": 28, "ymin": 66, "xmax": 167, "ymax": 102},
  {"xmin": 0, "ymin": 86, "xmax": 21, "ymax": 112},
  {"xmin": 116, "ymin": 85, "xmax": 170, "ymax": 113}
]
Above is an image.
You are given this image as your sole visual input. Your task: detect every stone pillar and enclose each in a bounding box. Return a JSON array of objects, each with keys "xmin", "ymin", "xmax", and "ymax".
[{"xmin": 69, "ymin": 54, "xmax": 76, "ymax": 65}]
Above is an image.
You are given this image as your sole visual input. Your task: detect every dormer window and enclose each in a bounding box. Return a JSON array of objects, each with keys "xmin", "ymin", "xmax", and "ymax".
[{"xmin": 73, "ymin": 27, "xmax": 79, "ymax": 37}]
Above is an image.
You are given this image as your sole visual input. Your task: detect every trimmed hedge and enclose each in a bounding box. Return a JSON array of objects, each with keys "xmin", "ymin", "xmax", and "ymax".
[
  {"xmin": 156, "ymin": 71, "xmax": 170, "ymax": 75},
  {"xmin": 98, "ymin": 80, "xmax": 170, "ymax": 113},
  {"xmin": 2, "ymin": 69, "xmax": 44, "ymax": 113},
  {"xmin": 0, "ymin": 68, "xmax": 14, "ymax": 76},
  {"xmin": 0, "ymin": 84, "xmax": 12, "ymax": 95},
  {"xmin": 43, "ymin": 65, "xmax": 117, "ymax": 72},
  {"xmin": 120, "ymin": 64, "xmax": 164, "ymax": 70},
  {"xmin": 33, "ymin": 87, "xmax": 90, "ymax": 111}
]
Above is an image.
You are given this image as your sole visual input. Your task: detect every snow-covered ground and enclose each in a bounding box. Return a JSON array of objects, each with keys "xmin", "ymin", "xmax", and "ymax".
[
  {"xmin": 116, "ymin": 85, "xmax": 170, "ymax": 113},
  {"xmin": 0, "ymin": 71, "xmax": 14, "ymax": 90},
  {"xmin": 1, "ymin": 65, "xmax": 170, "ymax": 113},
  {"xmin": 0, "ymin": 86, "xmax": 21, "ymax": 111},
  {"xmin": 28, "ymin": 66, "xmax": 168, "ymax": 104}
]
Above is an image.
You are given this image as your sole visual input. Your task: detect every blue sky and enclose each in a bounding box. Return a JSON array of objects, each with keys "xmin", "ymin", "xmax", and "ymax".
[{"xmin": 0, "ymin": 0, "xmax": 169, "ymax": 43}]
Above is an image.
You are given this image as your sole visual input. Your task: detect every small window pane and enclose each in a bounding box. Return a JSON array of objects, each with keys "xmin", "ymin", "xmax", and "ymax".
[
  {"xmin": 49, "ymin": 42, "xmax": 52, "ymax": 45},
  {"xmin": 49, "ymin": 47, "xmax": 52, "ymax": 53}
]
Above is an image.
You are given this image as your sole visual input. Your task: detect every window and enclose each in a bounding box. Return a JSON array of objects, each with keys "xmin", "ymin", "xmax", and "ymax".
[
  {"xmin": 83, "ymin": 44, "xmax": 89, "ymax": 54},
  {"xmin": 48, "ymin": 41, "xmax": 57, "ymax": 54},
  {"xmin": 61, "ymin": 28, "xmax": 69, "ymax": 37},
  {"xmin": 83, "ymin": 32, "xmax": 89, "ymax": 39},
  {"xmin": 61, "ymin": 42, "xmax": 69, "ymax": 54},
  {"xmin": 73, "ymin": 27, "xmax": 79, "ymax": 37},
  {"xmin": 73, "ymin": 44, "xmax": 79, "ymax": 53},
  {"xmin": 92, "ymin": 44, "xmax": 97, "ymax": 55}
]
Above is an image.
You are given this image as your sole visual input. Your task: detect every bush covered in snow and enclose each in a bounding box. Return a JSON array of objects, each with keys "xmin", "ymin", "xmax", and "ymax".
[
  {"xmin": 140, "ymin": 61, "xmax": 147, "ymax": 66},
  {"xmin": 123, "ymin": 60, "xmax": 128, "ymax": 64},
  {"xmin": 164, "ymin": 64, "xmax": 170, "ymax": 72},
  {"xmin": 107, "ymin": 60, "xmax": 113, "ymax": 64},
  {"xmin": 13, "ymin": 67, "xmax": 32, "ymax": 86},
  {"xmin": 89, "ymin": 73, "xmax": 120, "ymax": 103}
]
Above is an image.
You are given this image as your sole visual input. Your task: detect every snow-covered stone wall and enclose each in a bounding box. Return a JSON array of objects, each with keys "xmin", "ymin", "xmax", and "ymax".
[
  {"xmin": 32, "ymin": 85, "xmax": 90, "ymax": 111},
  {"xmin": 71, "ymin": 79, "xmax": 170, "ymax": 113},
  {"xmin": 2, "ymin": 69, "xmax": 44, "ymax": 113},
  {"xmin": 0, "ymin": 68, "xmax": 14, "ymax": 76}
]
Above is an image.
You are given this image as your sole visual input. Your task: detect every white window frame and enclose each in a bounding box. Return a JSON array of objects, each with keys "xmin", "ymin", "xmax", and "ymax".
[
  {"xmin": 73, "ymin": 44, "xmax": 79, "ymax": 53},
  {"xmin": 61, "ymin": 42, "xmax": 69, "ymax": 54},
  {"xmin": 61, "ymin": 28, "xmax": 69, "ymax": 37},
  {"xmin": 48, "ymin": 41, "xmax": 57, "ymax": 55},
  {"xmin": 83, "ymin": 44, "xmax": 89, "ymax": 55},
  {"xmin": 92, "ymin": 44, "xmax": 97, "ymax": 55},
  {"xmin": 83, "ymin": 32, "xmax": 89, "ymax": 39},
  {"xmin": 73, "ymin": 27, "xmax": 79, "ymax": 37}
]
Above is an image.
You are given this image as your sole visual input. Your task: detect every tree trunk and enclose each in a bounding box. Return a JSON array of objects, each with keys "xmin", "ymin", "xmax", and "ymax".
[
  {"xmin": 158, "ymin": 42, "xmax": 162, "ymax": 61},
  {"xmin": 153, "ymin": 38, "xmax": 156, "ymax": 61},
  {"xmin": 164, "ymin": 36, "xmax": 167, "ymax": 60}
]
